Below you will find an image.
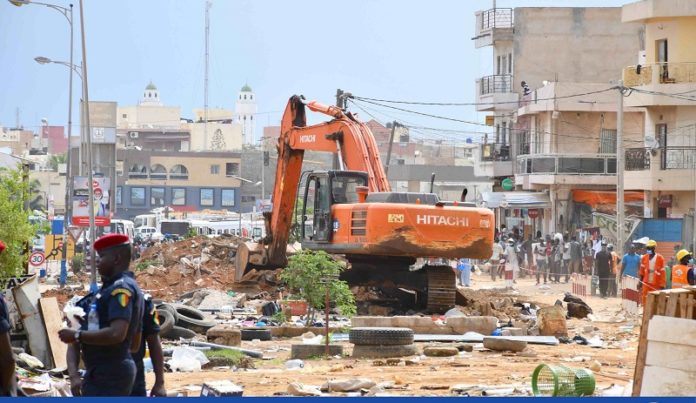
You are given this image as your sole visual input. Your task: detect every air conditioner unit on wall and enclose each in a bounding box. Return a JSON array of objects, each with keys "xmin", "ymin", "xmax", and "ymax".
[{"xmin": 129, "ymin": 132, "xmax": 139, "ymax": 139}]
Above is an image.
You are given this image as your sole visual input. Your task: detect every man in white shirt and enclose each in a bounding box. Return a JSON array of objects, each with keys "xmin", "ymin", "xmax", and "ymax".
[{"xmin": 490, "ymin": 237, "xmax": 504, "ymax": 281}]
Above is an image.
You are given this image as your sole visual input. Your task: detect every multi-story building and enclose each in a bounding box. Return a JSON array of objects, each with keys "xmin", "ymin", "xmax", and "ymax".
[
  {"xmin": 515, "ymin": 82, "xmax": 644, "ymax": 232},
  {"xmin": 116, "ymin": 150, "xmax": 242, "ymax": 218},
  {"xmin": 473, "ymin": 5, "xmax": 642, "ymax": 234},
  {"xmin": 621, "ymin": 0, "xmax": 696, "ymax": 246}
]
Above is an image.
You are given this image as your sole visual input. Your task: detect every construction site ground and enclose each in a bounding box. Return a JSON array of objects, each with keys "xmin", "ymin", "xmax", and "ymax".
[{"xmin": 152, "ymin": 275, "xmax": 638, "ymax": 397}]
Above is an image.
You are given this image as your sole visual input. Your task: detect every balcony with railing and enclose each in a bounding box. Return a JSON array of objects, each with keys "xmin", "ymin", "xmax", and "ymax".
[
  {"xmin": 623, "ymin": 62, "xmax": 696, "ymax": 106},
  {"xmin": 479, "ymin": 143, "xmax": 512, "ymax": 177},
  {"xmin": 473, "ymin": 8, "xmax": 513, "ymax": 48},
  {"xmin": 515, "ymin": 153, "xmax": 616, "ymax": 186},
  {"xmin": 624, "ymin": 146, "xmax": 696, "ymax": 191},
  {"xmin": 475, "ymin": 74, "xmax": 518, "ymax": 111}
]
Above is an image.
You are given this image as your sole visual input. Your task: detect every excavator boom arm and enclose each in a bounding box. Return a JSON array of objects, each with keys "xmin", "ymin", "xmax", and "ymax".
[{"xmin": 264, "ymin": 95, "xmax": 389, "ymax": 266}]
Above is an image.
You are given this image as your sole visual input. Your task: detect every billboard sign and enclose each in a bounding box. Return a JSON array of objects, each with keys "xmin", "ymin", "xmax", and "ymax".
[{"xmin": 72, "ymin": 176, "xmax": 111, "ymax": 227}]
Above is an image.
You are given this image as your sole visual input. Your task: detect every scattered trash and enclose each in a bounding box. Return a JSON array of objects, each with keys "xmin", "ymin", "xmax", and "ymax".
[
  {"xmin": 321, "ymin": 378, "xmax": 376, "ymax": 393},
  {"xmin": 200, "ymin": 380, "xmax": 244, "ymax": 397},
  {"xmin": 169, "ymin": 346, "xmax": 210, "ymax": 372},
  {"xmin": 587, "ymin": 335, "xmax": 605, "ymax": 348},
  {"xmin": 17, "ymin": 353, "xmax": 44, "ymax": 369},
  {"xmin": 285, "ymin": 359, "xmax": 305, "ymax": 370},
  {"xmin": 589, "ymin": 360, "xmax": 602, "ymax": 372}
]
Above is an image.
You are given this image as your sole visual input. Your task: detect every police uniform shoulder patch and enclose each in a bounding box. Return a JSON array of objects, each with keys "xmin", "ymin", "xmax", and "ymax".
[{"xmin": 112, "ymin": 288, "xmax": 132, "ymax": 307}]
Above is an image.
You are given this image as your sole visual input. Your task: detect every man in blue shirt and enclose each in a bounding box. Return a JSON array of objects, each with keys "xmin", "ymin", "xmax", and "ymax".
[{"xmin": 621, "ymin": 244, "xmax": 641, "ymax": 279}]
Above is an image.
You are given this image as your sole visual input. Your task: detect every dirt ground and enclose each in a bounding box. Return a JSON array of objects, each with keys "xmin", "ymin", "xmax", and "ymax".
[{"xmin": 152, "ymin": 274, "xmax": 639, "ymax": 397}]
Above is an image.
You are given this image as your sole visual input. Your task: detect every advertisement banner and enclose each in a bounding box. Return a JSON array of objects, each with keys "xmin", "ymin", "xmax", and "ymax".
[{"xmin": 72, "ymin": 176, "xmax": 111, "ymax": 227}]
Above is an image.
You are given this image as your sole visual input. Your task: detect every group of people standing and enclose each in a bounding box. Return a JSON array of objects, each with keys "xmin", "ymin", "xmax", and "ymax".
[{"xmin": 1, "ymin": 234, "xmax": 166, "ymax": 397}]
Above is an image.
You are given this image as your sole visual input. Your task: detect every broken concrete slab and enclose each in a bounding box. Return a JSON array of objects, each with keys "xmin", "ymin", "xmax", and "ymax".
[
  {"xmin": 501, "ymin": 327, "xmax": 526, "ymax": 336},
  {"xmin": 321, "ymin": 378, "xmax": 376, "ymax": 393},
  {"xmin": 412, "ymin": 334, "xmax": 558, "ymax": 345},
  {"xmin": 352, "ymin": 315, "xmax": 499, "ymax": 335},
  {"xmin": 483, "ymin": 337, "xmax": 527, "ymax": 352},
  {"xmin": 447, "ymin": 316, "xmax": 498, "ymax": 335},
  {"xmin": 206, "ymin": 325, "xmax": 241, "ymax": 347},
  {"xmin": 287, "ymin": 382, "xmax": 322, "ymax": 397},
  {"xmin": 537, "ymin": 306, "xmax": 568, "ymax": 338},
  {"xmin": 423, "ymin": 346, "xmax": 459, "ymax": 357},
  {"xmin": 290, "ymin": 344, "xmax": 343, "ymax": 359}
]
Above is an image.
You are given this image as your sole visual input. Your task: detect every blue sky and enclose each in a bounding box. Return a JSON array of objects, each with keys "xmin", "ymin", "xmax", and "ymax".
[{"xmin": 1, "ymin": 0, "xmax": 629, "ymax": 142}]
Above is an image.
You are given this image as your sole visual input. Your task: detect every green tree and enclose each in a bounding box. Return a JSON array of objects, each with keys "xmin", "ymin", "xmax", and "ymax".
[
  {"xmin": 28, "ymin": 179, "xmax": 45, "ymax": 212},
  {"xmin": 47, "ymin": 153, "xmax": 67, "ymax": 171},
  {"xmin": 280, "ymin": 250, "xmax": 356, "ymax": 323},
  {"xmin": 0, "ymin": 166, "xmax": 39, "ymax": 277}
]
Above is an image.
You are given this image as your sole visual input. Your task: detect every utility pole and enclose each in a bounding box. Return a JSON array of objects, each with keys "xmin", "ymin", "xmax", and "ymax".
[
  {"xmin": 79, "ymin": 0, "xmax": 97, "ymax": 292},
  {"xmin": 616, "ymin": 80, "xmax": 625, "ymax": 254},
  {"xmin": 385, "ymin": 121, "xmax": 398, "ymax": 176},
  {"xmin": 204, "ymin": 0, "xmax": 212, "ymax": 150},
  {"xmin": 60, "ymin": 3, "xmax": 75, "ymax": 287}
]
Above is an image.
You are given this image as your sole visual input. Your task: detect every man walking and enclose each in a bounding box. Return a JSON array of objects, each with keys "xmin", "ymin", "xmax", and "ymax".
[
  {"xmin": 638, "ymin": 240, "xmax": 666, "ymax": 305},
  {"xmin": 595, "ymin": 242, "xmax": 613, "ymax": 298},
  {"xmin": 59, "ymin": 234, "xmax": 144, "ymax": 396},
  {"xmin": 569, "ymin": 236, "xmax": 583, "ymax": 276},
  {"xmin": 535, "ymin": 239, "xmax": 548, "ymax": 285},
  {"xmin": 130, "ymin": 293, "xmax": 166, "ymax": 396}
]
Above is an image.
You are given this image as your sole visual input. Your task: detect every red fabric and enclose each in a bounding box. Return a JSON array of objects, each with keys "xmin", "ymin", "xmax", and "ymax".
[
  {"xmin": 0, "ymin": 240, "xmax": 5, "ymax": 253},
  {"xmin": 93, "ymin": 233, "xmax": 130, "ymax": 252}
]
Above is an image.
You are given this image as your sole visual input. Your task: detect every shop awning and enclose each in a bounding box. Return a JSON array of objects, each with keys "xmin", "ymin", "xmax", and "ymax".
[{"xmin": 478, "ymin": 192, "xmax": 551, "ymax": 209}]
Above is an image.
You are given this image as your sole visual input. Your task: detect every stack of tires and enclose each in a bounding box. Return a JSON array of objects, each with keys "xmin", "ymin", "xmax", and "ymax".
[
  {"xmin": 156, "ymin": 303, "xmax": 217, "ymax": 340},
  {"xmin": 349, "ymin": 327, "xmax": 418, "ymax": 358}
]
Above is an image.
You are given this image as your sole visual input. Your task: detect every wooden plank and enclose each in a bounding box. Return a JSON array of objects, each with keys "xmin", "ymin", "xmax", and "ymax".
[
  {"xmin": 666, "ymin": 294, "xmax": 679, "ymax": 317},
  {"xmin": 656, "ymin": 293, "xmax": 668, "ymax": 315},
  {"xmin": 39, "ymin": 297, "xmax": 67, "ymax": 369},
  {"xmin": 688, "ymin": 294, "xmax": 695, "ymax": 320},
  {"xmin": 678, "ymin": 294, "xmax": 688, "ymax": 318},
  {"xmin": 645, "ymin": 340, "xmax": 696, "ymax": 372},
  {"xmin": 632, "ymin": 292, "xmax": 658, "ymax": 396},
  {"xmin": 641, "ymin": 366, "xmax": 696, "ymax": 396}
]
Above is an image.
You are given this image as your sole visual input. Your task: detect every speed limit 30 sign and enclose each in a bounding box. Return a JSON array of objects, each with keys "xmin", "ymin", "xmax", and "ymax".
[{"xmin": 29, "ymin": 252, "xmax": 45, "ymax": 267}]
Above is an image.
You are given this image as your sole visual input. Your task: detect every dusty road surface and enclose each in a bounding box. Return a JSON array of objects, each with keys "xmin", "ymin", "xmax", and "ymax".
[{"xmin": 152, "ymin": 274, "xmax": 638, "ymax": 397}]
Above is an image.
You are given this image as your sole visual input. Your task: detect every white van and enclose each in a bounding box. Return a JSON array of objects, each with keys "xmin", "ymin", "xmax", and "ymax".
[{"xmin": 135, "ymin": 226, "xmax": 164, "ymax": 242}]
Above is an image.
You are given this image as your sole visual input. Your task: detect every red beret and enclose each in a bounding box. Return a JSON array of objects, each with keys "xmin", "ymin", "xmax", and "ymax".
[
  {"xmin": 0, "ymin": 240, "xmax": 5, "ymax": 253},
  {"xmin": 93, "ymin": 233, "xmax": 130, "ymax": 252}
]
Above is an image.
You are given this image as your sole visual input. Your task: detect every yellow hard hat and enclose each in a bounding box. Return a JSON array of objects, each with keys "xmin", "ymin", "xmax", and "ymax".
[
  {"xmin": 646, "ymin": 240, "xmax": 657, "ymax": 248},
  {"xmin": 676, "ymin": 249, "xmax": 692, "ymax": 262}
]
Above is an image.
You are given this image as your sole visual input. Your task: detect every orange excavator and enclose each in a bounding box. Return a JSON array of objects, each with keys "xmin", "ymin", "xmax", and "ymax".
[{"xmin": 235, "ymin": 94, "xmax": 494, "ymax": 312}]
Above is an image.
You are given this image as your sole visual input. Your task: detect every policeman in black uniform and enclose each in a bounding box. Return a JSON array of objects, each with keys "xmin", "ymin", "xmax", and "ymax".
[
  {"xmin": 130, "ymin": 293, "xmax": 166, "ymax": 396},
  {"xmin": 59, "ymin": 234, "xmax": 144, "ymax": 396},
  {"xmin": 0, "ymin": 240, "xmax": 18, "ymax": 397}
]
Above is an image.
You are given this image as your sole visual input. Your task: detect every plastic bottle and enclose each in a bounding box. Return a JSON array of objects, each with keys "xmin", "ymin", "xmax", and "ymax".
[
  {"xmin": 284, "ymin": 359, "xmax": 304, "ymax": 369},
  {"xmin": 87, "ymin": 303, "xmax": 99, "ymax": 331}
]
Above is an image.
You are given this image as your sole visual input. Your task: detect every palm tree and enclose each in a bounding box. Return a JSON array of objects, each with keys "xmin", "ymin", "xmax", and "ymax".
[
  {"xmin": 28, "ymin": 179, "xmax": 45, "ymax": 212},
  {"xmin": 48, "ymin": 153, "xmax": 67, "ymax": 171}
]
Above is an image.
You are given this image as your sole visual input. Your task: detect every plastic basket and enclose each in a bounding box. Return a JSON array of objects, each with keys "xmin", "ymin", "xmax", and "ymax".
[{"xmin": 531, "ymin": 364, "xmax": 596, "ymax": 397}]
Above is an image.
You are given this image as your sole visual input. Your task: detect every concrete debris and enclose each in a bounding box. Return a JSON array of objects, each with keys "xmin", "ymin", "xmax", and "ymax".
[
  {"xmin": 287, "ymin": 382, "xmax": 322, "ymax": 396},
  {"xmin": 537, "ymin": 306, "xmax": 568, "ymax": 337},
  {"xmin": 482, "ymin": 337, "xmax": 527, "ymax": 352},
  {"xmin": 321, "ymin": 378, "xmax": 376, "ymax": 393},
  {"xmin": 423, "ymin": 346, "xmax": 459, "ymax": 357}
]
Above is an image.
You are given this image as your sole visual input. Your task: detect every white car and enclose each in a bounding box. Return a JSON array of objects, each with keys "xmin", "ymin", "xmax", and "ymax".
[{"xmin": 135, "ymin": 226, "xmax": 164, "ymax": 242}]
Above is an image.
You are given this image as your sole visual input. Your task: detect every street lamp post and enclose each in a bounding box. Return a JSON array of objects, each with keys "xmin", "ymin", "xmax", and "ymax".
[{"xmin": 12, "ymin": 0, "xmax": 75, "ymax": 286}]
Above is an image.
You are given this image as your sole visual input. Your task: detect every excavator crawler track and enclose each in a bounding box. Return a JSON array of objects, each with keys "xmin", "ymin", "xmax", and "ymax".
[{"xmin": 425, "ymin": 265, "xmax": 457, "ymax": 313}]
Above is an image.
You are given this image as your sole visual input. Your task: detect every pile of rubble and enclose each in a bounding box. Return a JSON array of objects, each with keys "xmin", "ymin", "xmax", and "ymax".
[
  {"xmin": 455, "ymin": 287, "xmax": 542, "ymax": 321},
  {"xmin": 134, "ymin": 235, "xmax": 282, "ymax": 300}
]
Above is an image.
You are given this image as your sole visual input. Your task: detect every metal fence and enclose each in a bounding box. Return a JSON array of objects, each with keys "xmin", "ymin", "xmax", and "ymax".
[
  {"xmin": 625, "ymin": 148, "xmax": 651, "ymax": 171},
  {"xmin": 623, "ymin": 62, "xmax": 696, "ymax": 86},
  {"xmin": 480, "ymin": 74, "xmax": 513, "ymax": 95},
  {"xmin": 480, "ymin": 8, "xmax": 513, "ymax": 30},
  {"xmin": 516, "ymin": 154, "xmax": 616, "ymax": 175},
  {"xmin": 625, "ymin": 147, "xmax": 696, "ymax": 170}
]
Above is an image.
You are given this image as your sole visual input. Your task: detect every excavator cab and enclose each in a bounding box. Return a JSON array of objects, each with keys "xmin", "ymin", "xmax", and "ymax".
[{"xmin": 301, "ymin": 170, "xmax": 368, "ymax": 242}]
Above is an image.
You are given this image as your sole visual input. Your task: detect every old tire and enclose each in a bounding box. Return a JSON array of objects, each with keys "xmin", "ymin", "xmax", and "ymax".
[
  {"xmin": 171, "ymin": 304, "xmax": 217, "ymax": 334},
  {"xmin": 157, "ymin": 303, "xmax": 179, "ymax": 321},
  {"xmin": 240, "ymin": 328, "xmax": 272, "ymax": 341},
  {"xmin": 349, "ymin": 327, "xmax": 414, "ymax": 346},
  {"xmin": 352, "ymin": 344, "xmax": 418, "ymax": 359},
  {"xmin": 156, "ymin": 309, "xmax": 175, "ymax": 335},
  {"xmin": 161, "ymin": 325, "xmax": 197, "ymax": 340}
]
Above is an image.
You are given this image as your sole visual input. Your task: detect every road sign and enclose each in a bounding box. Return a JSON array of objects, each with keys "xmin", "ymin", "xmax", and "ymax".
[
  {"xmin": 68, "ymin": 226, "xmax": 84, "ymax": 242},
  {"xmin": 29, "ymin": 252, "xmax": 45, "ymax": 267}
]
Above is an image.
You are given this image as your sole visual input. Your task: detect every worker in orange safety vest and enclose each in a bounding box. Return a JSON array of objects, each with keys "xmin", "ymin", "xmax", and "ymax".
[
  {"xmin": 638, "ymin": 240, "xmax": 666, "ymax": 304},
  {"xmin": 671, "ymin": 249, "xmax": 693, "ymax": 289}
]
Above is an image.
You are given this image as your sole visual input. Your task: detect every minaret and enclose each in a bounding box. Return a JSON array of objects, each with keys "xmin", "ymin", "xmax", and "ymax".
[
  {"xmin": 140, "ymin": 81, "xmax": 161, "ymax": 106},
  {"xmin": 235, "ymin": 84, "xmax": 257, "ymax": 145}
]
